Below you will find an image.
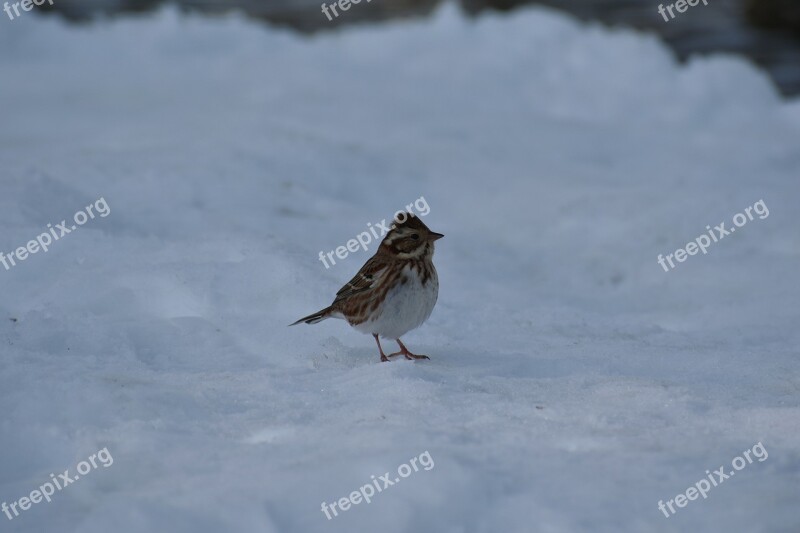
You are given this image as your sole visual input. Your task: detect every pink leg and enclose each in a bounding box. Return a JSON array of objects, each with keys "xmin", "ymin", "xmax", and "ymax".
[
  {"xmin": 388, "ymin": 338, "xmax": 430, "ymax": 360},
  {"xmin": 374, "ymin": 334, "xmax": 390, "ymax": 362}
]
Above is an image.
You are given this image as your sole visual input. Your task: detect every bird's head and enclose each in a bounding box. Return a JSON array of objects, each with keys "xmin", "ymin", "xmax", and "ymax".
[{"xmin": 381, "ymin": 213, "xmax": 443, "ymax": 258}]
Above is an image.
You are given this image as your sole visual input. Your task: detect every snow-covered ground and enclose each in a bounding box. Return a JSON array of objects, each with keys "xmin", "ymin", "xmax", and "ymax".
[{"xmin": 1, "ymin": 4, "xmax": 799, "ymax": 532}]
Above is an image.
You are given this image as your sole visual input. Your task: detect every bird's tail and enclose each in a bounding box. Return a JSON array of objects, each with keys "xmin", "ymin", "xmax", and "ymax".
[{"xmin": 289, "ymin": 306, "xmax": 333, "ymax": 326}]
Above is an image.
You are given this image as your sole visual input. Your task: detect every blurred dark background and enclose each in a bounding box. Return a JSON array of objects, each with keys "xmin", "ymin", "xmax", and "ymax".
[{"xmin": 36, "ymin": 0, "xmax": 800, "ymax": 96}]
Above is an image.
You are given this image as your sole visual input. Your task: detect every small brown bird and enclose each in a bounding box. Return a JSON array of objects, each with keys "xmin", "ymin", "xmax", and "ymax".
[{"xmin": 292, "ymin": 214, "xmax": 443, "ymax": 362}]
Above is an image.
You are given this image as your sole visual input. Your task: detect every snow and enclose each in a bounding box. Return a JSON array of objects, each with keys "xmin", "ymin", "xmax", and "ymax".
[{"xmin": 1, "ymin": 4, "xmax": 799, "ymax": 532}]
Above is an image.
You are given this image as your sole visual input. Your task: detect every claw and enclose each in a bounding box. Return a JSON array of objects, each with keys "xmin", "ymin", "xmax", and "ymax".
[
  {"xmin": 392, "ymin": 338, "xmax": 430, "ymax": 361},
  {"xmin": 376, "ymin": 336, "xmax": 431, "ymax": 362}
]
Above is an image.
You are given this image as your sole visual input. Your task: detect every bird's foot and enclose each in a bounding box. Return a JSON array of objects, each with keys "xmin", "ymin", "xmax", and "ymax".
[
  {"xmin": 391, "ymin": 338, "xmax": 430, "ymax": 361},
  {"xmin": 387, "ymin": 350, "xmax": 430, "ymax": 361}
]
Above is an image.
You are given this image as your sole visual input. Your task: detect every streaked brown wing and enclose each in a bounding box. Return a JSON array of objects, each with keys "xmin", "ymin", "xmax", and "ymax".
[{"xmin": 332, "ymin": 256, "xmax": 388, "ymax": 306}]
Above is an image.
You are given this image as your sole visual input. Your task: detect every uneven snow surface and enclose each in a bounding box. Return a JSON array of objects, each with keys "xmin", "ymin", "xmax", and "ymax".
[{"xmin": 1, "ymin": 5, "xmax": 799, "ymax": 532}]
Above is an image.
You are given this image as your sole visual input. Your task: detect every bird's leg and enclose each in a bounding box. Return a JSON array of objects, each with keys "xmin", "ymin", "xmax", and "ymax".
[
  {"xmin": 374, "ymin": 334, "xmax": 391, "ymax": 363},
  {"xmin": 389, "ymin": 338, "xmax": 430, "ymax": 360}
]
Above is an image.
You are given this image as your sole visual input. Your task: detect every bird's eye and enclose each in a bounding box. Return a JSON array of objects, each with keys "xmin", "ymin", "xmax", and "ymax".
[{"xmin": 411, "ymin": 234, "xmax": 420, "ymax": 240}]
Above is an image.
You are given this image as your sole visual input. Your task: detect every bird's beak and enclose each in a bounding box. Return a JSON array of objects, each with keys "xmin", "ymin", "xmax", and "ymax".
[{"xmin": 429, "ymin": 232, "xmax": 444, "ymax": 241}]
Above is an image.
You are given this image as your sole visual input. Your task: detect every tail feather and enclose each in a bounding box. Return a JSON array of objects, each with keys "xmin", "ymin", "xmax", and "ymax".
[{"xmin": 289, "ymin": 306, "xmax": 333, "ymax": 326}]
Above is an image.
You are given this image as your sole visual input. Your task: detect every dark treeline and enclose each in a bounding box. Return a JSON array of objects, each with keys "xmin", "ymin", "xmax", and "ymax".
[{"xmin": 35, "ymin": 0, "xmax": 800, "ymax": 95}]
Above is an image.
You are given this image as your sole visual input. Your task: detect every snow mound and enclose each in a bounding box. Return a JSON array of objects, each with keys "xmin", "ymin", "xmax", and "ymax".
[{"xmin": 0, "ymin": 4, "xmax": 798, "ymax": 532}]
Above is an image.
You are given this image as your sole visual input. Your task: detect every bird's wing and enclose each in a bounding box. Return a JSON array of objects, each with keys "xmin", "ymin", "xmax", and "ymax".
[{"xmin": 332, "ymin": 256, "xmax": 389, "ymax": 306}]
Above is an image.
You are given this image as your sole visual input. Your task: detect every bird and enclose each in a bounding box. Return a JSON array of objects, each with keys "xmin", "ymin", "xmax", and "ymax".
[{"xmin": 291, "ymin": 213, "xmax": 443, "ymax": 362}]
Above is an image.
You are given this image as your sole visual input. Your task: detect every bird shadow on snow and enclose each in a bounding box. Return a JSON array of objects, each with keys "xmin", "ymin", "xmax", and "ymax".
[
  {"xmin": 307, "ymin": 336, "xmax": 451, "ymax": 373},
  {"xmin": 306, "ymin": 336, "xmax": 556, "ymax": 384}
]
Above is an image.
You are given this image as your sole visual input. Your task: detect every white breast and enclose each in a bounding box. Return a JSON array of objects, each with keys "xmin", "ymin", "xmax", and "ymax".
[{"xmin": 353, "ymin": 264, "xmax": 439, "ymax": 340}]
